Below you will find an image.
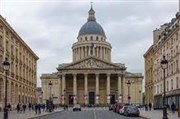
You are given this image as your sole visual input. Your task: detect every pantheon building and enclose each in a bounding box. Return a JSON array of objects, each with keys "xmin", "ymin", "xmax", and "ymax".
[{"xmin": 41, "ymin": 7, "xmax": 143, "ymax": 105}]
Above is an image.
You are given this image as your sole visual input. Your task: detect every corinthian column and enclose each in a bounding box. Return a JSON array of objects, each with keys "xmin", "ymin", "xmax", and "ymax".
[
  {"xmin": 62, "ymin": 74, "xmax": 66, "ymax": 104},
  {"xmin": 95, "ymin": 73, "xmax": 99, "ymax": 104},
  {"xmin": 121, "ymin": 75, "xmax": 125, "ymax": 103},
  {"xmin": 106, "ymin": 74, "xmax": 110, "ymax": 104},
  {"xmin": 73, "ymin": 74, "xmax": 77, "ymax": 104},
  {"xmin": 118, "ymin": 74, "xmax": 122, "ymax": 103},
  {"xmin": 84, "ymin": 73, "xmax": 88, "ymax": 105}
]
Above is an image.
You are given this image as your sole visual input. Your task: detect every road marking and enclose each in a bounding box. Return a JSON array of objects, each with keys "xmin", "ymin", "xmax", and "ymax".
[{"xmin": 93, "ymin": 110, "xmax": 97, "ymax": 119}]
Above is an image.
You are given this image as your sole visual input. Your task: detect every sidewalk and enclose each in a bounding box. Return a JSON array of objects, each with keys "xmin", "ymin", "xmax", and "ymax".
[
  {"xmin": 140, "ymin": 108, "xmax": 180, "ymax": 119},
  {"xmin": 0, "ymin": 108, "xmax": 63, "ymax": 119}
]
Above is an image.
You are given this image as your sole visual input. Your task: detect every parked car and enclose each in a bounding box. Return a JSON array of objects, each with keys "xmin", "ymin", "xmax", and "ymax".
[
  {"xmin": 119, "ymin": 106, "xmax": 128, "ymax": 115},
  {"xmin": 73, "ymin": 104, "xmax": 81, "ymax": 111},
  {"xmin": 124, "ymin": 105, "xmax": 140, "ymax": 117},
  {"xmin": 109, "ymin": 105, "xmax": 114, "ymax": 111},
  {"xmin": 114, "ymin": 103, "xmax": 124, "ymax": 113}
]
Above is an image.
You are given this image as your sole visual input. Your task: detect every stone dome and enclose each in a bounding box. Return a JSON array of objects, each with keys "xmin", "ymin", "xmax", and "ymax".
[{"xmin": 78, "ymin": 7, "xmax": 106, "ymax": 37}]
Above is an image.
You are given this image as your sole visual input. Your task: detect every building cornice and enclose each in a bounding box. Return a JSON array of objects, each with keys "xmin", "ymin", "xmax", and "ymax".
[{"xmin": 0, "ymin": 15, "xmax": 39, "ymax": 60}]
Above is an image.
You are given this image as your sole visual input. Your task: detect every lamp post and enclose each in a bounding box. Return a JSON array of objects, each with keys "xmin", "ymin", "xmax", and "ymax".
[
  {"xmin": 2, "ymin": 57, "xmax": 10, "ymax": 119},
  {"xmin": 49, "ymin": 81, "xmax": 53, "ymax": 112},
  {"xmin": 126, "ymin": 80, "xmax": 132, "ymax": 105},
  {"xmin": 161, "ymin": 55, "xmax": 168, "ymax": 119}
]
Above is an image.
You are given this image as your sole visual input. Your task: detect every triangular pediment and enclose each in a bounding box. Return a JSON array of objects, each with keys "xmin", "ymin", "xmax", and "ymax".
[{"xmin": 60, "ymin": 57, "xmax": 124, "ymax": 70}]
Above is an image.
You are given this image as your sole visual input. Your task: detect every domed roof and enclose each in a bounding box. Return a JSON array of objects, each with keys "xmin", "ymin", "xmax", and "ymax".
[
  {"xmin": 78, "ymin": 7, "xmax": 106, "ymax": 37},
  {"xmin": 78, "ymin": 21, "xmax": 105, "ymax": 37}
]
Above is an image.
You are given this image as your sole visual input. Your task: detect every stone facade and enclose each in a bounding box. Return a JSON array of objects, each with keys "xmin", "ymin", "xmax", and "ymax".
[
  {"xmin": 144, "ymin": 45, "xmax": 154, "ymax": 104},
  {"xmin": 0, "ymin": 15, "xmax": 39, "ymax": 109},
  {"xmin": 41, "ymin": 7, "xmax": 143, "ymax": 105},
  {"xmin": 144, "ymin": 12, "xmax": 180, "ymax": 109}
]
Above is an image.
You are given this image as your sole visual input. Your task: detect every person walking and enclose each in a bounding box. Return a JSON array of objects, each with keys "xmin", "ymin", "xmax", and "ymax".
[
  {"xmin": 28, "ymin": 103, "xmax": 32, "ymax": 111},
  {"xmin": 171, "ymin": 102, "xmax": 176, "ymax": 114},
  {"xmin": 35, "ymin": 103, "xmax": 38, "ymax": 114},
  {"xmin": 16, "ymin": 103, "xmax": 20, "ymax": 113},
  {"xmin": 149, "ymin": 102, "xmax": 152, "ymax": 111},
  {"xmin": 22, "ymin": 104, "xmax": 26, "ymax": 113},
  {"xmin": 145, "ymin": 104, "xmax": 148, "ymax": 111}
]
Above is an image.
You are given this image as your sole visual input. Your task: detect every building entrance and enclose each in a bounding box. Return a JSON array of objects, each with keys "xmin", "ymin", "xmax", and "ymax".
[
  {"xmin": 89, "ymin": 92, "xmax": 95, "ymax": 104},
  {"xmin": 110, "ymin": 95, "xmax": 115, "ymax": 104},
  {"xmin": 69, "ymin": 95, "xmax": 73, "ymax": 105}
]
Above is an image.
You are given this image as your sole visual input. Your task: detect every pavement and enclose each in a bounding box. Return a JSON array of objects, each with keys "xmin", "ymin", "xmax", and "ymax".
[
  {"xmin": 139, "ymin": 108, "xmax": 180, "ymax": 119},
  {"xmin": 1, "ymin": 107, "xmax": 179, "ymax": 119},
  {"xmin": 0, "ymin": 108, "xmax": 63, "ymax": 119}
]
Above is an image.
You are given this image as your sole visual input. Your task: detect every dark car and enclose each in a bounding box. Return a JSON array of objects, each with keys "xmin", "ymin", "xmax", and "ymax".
[
  {"xmin": 124, "ymin": 105, "xmax": 140, "ymax": 117},
  {"xmin": 73, "ymin": 104, "xmax": 81, "ymax": 111},
  {"xmin": 109, "ymin": 105, "xmax": 114, "ymax": 111}
]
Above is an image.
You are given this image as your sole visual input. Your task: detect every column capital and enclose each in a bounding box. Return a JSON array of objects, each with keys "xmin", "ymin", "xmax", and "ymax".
[
  {"xmin": 107, "ymin": 73, "xmax": 111, "ymax": 77},
  {"xmin": 95, "ymin": 73, "xmax": 99, "ymax": 77},
  {"xmin": 73, "ymin": 73, "xmax": 77, "ymax": 77},
  {"xmin": 84, "ymin": 73, "xmax": 88, "ymax": 77},
  {"xmin": 117, "ymin": 73, "xmax": 122, "ymax": 77}
]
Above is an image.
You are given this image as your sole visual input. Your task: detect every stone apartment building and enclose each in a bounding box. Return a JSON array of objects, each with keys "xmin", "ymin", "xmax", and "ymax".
[
  {"xmin": 144, "ymin": 12, "xmax": 180, "ymax": 108},
  {"xmin": 0, "ymin": 15, "xmax": 39, "ymax": 109}
]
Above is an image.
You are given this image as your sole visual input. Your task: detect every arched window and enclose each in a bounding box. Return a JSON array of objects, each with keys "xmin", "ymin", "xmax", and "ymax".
[
  {"xmin": 90, "ymin": 36, "xmax": 93, "ymax": 41},
  {"xmin": 85, "ymin": 37, "xmax": 87, "ymax": 41},
  {"xmin": 96, "ymin": 36, "xmax": 98, "ymax": 41}
]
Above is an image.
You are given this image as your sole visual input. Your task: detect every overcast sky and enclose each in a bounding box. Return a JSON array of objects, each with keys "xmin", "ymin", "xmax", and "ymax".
[{"xmin": 0, "ymin": 0, "xmax": 179, "ymax": 87}]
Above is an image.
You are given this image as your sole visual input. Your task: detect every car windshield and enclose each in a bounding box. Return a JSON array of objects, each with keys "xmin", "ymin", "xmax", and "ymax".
[
  {"xmin": 128, "ymin": 106, "xmax": 138, "ymax": 110},
  {"xmin": 74, "ymin": 104, "xmax": 80, "ymax": 107}
]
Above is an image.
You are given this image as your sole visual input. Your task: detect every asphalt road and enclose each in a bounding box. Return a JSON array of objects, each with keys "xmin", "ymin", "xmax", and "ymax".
[{"xmin": 46, "ymin": 110, "xmax": 145, "ymax": 119}]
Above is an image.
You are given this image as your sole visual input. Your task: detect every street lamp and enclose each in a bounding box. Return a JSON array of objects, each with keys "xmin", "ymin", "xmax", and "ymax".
[
  {"xmin": 49, "ymin": 81, "xmax": 53, "ymax": 112},
  {"xmin": 161, "ymin": 55, "xmax": 168, "ymax": 119},
  {"xmin": 2, "ymin": 57, "xmax": 10, "ymax": 119},
  {"xmin": 126, "ymin": 80, "xmax": 133, "ymax": 104}
]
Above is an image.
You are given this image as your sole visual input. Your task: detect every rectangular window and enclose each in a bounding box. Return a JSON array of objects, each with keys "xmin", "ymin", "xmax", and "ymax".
[
  {"xmin": 171, "ymin": 79, "xmax": 173, "ymax": 90},
  {"xmin": 167, "ymin": 81, "xmax": 169, "ymax": 91}
]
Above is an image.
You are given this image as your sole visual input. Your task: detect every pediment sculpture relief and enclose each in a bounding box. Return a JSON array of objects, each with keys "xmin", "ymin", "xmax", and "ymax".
[{"xmin": 68, "ymin": 58, "xmax": 114, "ymax": 69}]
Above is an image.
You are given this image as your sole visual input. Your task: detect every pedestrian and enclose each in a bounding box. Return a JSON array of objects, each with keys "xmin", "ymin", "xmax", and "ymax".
[
  {"xmin": 38, "ymin": 103, "xmax": 41, "ymax": 114},
  {"xmin": 145, "ymin": 104, "xmax": 148, "ymax": 111},
  {"xmin": 28, "ymin": 103, "xmax": 32, "ymax": 111},
  {"xmin": 149, "ymin": 102, "xmax": 152, "ymax": 111},
  {"xmin": 7, "ymin": 103, "xmax": 11, "ymax": 111},
  {"xmin": 22, "ymin": 104, "xmax": 26, "ymax": 113},
  {"xmin": 42, "ymin": 104, "xmax": 45, "ymax": 111},
  {"xmin": 16, "ymin": 103, "xmax": 20, "ymax": 113},
  {"xmin": 171, "ymin": 102, "xmax": 176, "ymax": 114},
  {"xmin": 35, "ymin": 103, "xmax": 38, "ymax": 114}
]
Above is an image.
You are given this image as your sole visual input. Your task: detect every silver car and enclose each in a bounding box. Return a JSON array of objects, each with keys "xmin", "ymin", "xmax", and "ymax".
[
  {"xmin": 73, "ymin": 104, "xmax": 81, "ymax": 111},
  {"xmin": 124, "ymin": 105, "xmax": 140, "ymax": 117}
]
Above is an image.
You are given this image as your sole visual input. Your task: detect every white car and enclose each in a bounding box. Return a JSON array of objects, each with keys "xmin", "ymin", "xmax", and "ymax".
[
  {"xmin": 73, "ymin": 104, "xmax": 81, "ymax": 111},
  {"xmin": 119, "ymin": 106, "xmax": 127, "ymax": 115}
]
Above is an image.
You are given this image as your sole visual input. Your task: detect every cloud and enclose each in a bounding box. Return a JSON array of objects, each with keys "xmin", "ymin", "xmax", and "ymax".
[{"xmin": 1, "ymin": 0, "xmax": 179, "ymax": 86}]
